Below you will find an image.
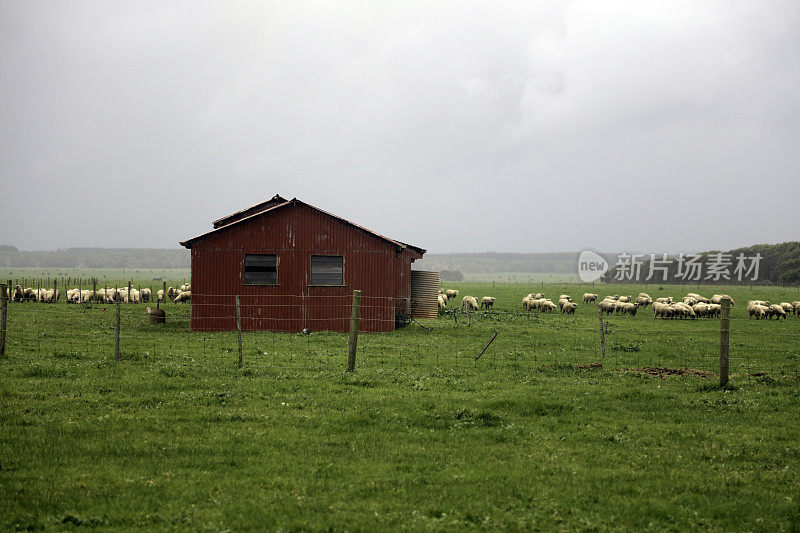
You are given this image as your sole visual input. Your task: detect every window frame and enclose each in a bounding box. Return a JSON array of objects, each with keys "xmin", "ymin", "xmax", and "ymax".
[
  {"xmin": 242, "ymin": 253, "xmax": 279, "ymax": 286},
  {"xmin": 309, "ymin": 254, "xmax": 345, "ymax": 287}
]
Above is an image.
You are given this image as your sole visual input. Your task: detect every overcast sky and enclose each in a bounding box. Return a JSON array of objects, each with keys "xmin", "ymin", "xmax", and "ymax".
[{"xmin": 1, "ymin": 1, "xmax": 798, "ymax": 254}]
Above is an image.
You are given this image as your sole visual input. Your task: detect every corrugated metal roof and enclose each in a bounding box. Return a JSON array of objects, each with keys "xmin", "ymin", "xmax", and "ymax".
[
  {"xmin": 211, "ymin": 194, "xmax": 288, "ymax": 229},
  {"xmin": 181, "ymin": 196, "xmax": 426, "ymax": 257}
]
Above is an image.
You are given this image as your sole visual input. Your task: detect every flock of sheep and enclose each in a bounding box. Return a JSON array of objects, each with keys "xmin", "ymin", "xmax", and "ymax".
[
  {"xmin": 5, "ymin": 284, "xmax": 192, "ymax": 304},
  {"xmin": 746, "ymin": 299, "xmax": 799, "ymax": 320},
  {"xmin": 437, "ymin": 288, "xmax": 800, "ymax": 322},
  {"xmin": 437, "ymin": 289, "xmax": 495, "ymax": 312}
]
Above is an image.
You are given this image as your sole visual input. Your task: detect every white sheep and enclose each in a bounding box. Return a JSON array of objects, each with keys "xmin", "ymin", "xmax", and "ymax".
[
  {"xmin": 562, "ymin": 301, "xmax": 578, "ymax": 315},
  {"xmin": 539, "ymin": 300, "xmax": 557, "ymax": 313},
  {"xmin": 767, "ymin": 304, "xmax": 787, "ymax": 320},
  {"xmin": 480, "ymin": 296, "xmax": 496, "ymax": 310},
  {"xmin": 446, "ymin": 289, "xmax": 459, "ymax": 301},
  {"xmin": 461, "ymin": 295, "xmax": 478, "ymax": 311},
  {"xmin": 748, "ymin": 303, "xmax": 767, "ymax": 319},
  {"xmin": 582, "ymin": 293, "xmax": 598, "ymax": 303},
  {"xmin": 599, "ymin": 299, "xmax": 616, "ymax": 315},
  {"xmin": 174, "ymin": 290, "xmax": 191, "ymax": 303}
]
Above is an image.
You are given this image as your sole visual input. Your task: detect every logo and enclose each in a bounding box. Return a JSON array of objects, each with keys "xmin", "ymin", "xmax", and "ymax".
[{"xmin": 578, "ymin": 250, "xmax": 609, "ymax": 282}]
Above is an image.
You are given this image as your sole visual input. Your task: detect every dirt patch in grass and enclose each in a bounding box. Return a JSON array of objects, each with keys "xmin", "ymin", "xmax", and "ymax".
[
  {"xmin": 576, "ymin": 362, "xmax": 603, "ymax": 370},
  {"xmin": 631, "ymin": 366, "xmax": 713, "ymax": 379}
]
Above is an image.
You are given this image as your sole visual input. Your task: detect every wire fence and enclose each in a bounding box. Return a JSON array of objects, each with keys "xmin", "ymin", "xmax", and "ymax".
[{"xmin": 2, "ymin": 289, "xmax": 798, "ymax": 381}]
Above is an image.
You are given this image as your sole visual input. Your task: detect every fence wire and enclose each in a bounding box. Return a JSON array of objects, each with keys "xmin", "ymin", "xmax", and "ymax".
[{"xmin": 2, "ymin": 292, "xmax": 798, "ymax": 380}]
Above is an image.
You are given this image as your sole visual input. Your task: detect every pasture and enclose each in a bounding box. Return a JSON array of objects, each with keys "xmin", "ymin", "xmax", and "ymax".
[{"xmin": 1, "ymin": 276, "xmax": 799, "ymax": 530}]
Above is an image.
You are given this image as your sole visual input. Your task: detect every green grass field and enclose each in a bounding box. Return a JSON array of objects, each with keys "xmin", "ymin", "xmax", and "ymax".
[{"xmin": 2, "ymin": 277, "xmax": 799, "ymax": 530}]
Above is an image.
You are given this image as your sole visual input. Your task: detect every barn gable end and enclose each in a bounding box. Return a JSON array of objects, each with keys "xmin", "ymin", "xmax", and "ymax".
[{"xmin": 180, "ymin": 197, "xmax": 425, "ymax": 332}]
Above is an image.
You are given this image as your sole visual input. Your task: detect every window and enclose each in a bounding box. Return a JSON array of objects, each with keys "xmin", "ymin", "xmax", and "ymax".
[
  {"xmin": 310, "ymin": 255, "xmax": 344, "ymax": 286},
  {"xmin": 244, "ymin": 254, "xmax": 278, "ymax": 285}
]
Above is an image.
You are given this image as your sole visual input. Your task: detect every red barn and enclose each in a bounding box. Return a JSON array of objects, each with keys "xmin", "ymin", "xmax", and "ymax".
[{"xmin": 179, "ymin": 195, "xmax": 426, "ymax": 332}]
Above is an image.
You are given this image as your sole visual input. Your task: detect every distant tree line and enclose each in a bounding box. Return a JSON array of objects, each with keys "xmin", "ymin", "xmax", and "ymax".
[
  {"xmin": 0, "ymin": 247, "xmax": 189, "ymax": 269},
  {"xmin": 603, "ymin": 242, "xmax": 800, "ymax": 285},
  {"xmin": 414, "ymin": 252, "xmax": 618, "ymax": 274}
]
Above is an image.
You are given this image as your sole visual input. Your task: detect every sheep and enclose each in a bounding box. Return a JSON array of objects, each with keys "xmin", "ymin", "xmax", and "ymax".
[
  {"xmin": 655, "ymin": 297, "xmax": 673, "ymax": 304},
  {"xmin": 562, "ymin": 302, "xmax": 578, "ymax": 315},
  {"xmin": 141, "ymin": 288, "xmax": 152, "ymax": 303},
  {"xmin": 687, "ymin": 293, "xmax": 710, "ymax": 304},
  {"xmin": 557, "ymin": 297, "xmax": 571, "ymax": 310},
  {"xmin": 707, "ymin": 304, "xmax": 721, "ymax": 318},
  {"xmin": 174, "ymin": 290, "xmax": 191, "ymax": 303},
  {"xmin": 793, "ymin": 301, "xmax": 800, "ymax": 315},
  {"xmin": 599, "ymin": 299, "xmax": 616, "ymax": 315},
  {"xmin": 653, "ymin": 301, "xmax": 673, "ymax": 319},
  {"xmin": 673, "ymin": 302, "xmax": 696, "ymax": 319},
  {"xmin": 618, "ymin": 295, "xmax": 631, "ymax": 303},
  {"xmin": 619, "ymin": 302, "xmax": 639, "ymax": 316},
  {"xmin": 692, "ymin": 302, "xmax": 710, "ymax": 318},
  {"xmin": 167, "ymin": 286, "xmax": 178, "ymax": 300},
  {"xmin": 533, "ymin": 293, "xmax": 545, "ymax": 300},
  {"xmin": 438, "ymin": 294, "xmax": 447, "ymax": 309},
  {"xmin": 582, "ymin": 293, "xmax": 598, "ymax": 303},
  {"xmin": 180, "ymin": 284, "xmax": 189, "ymax": 292},
  {"xmin": 11, "ymin": 285, "xmax": 23, "ymax": 302},
  {"xmin": 711, "ymin": 294, "xmax": 734, "ymax": 306},
  {"xmin": 636, "ymin": 295, "xmax": 653, "ymax": 307},
  {"xmin": 522, "ymin": 296, "xmax": 534, "ymax": 310},
  {"xmin": 480, "ymin": 296, "xmax": 496, "ymax": 310},
  {"xmin": 539, "ymin": 300, "xmax": 557, "ymax": 312},
  {"xmin": 559, "ymin": 294, "xmax": 573, "ymax": 302},
  {"xmin": 461, "ymin": 295, "xmax": 478, "ymax": 311},
  {"xmin": 779, "ymin": 302, "xmax": 794, "ymax": 314},
  {"xmin": 747, "ymin": 303, "xmax": 767, "ymax": 319},
  {"xmin": 607, "ymin": 295, "xmax": 620, "ymax": 301},
  {"xmin": 157, "ymin": 289, "xmax": 165, "ymax": 303},
  {"xmin": 682, "ymin": 296, "xmax": 697, "ymax": 306},
  {"xmin": 445, "ymin": 289, "xmax": 459, "ymax": 301},
  {"xmin": 767, "ymin": 304, "xmax": 787, "ymax": 320},
  {"xmin": 748, "ymin": 300, "xmax": 770, "ymax": 308}
]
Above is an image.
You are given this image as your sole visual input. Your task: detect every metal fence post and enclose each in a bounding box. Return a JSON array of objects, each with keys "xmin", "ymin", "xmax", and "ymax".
[
  {"xmin": 720, "ymin": 297, "xmax": 731, "ymax": 386},
  {"xmin": 347, "ymin": 290, "xmax": 362, "ymax": 371}
]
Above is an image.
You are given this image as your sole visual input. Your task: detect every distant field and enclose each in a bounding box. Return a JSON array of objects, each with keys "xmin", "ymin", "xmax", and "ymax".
[
  {"xmin": 2, "ymin": 267, "xmax": 191, "ymax": 288},
  {"xmin": 1, "ymin": 281, "xmax": 799, "ymax": 530},
  {"xmin": 460, "ymin": 271, "xmax": 581, "ymax": 283}
]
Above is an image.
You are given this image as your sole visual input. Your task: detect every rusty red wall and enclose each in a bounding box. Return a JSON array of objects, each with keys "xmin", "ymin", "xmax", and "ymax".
[{"xmin": 189, "ymin": 203, "xmax": 417, "ymax": 333}]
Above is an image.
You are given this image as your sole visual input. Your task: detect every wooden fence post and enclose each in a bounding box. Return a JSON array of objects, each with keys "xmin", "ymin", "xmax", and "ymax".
[
  {"xmin": 1, "ymin": 283, "xmax": 7, "ymax": 357},
  {"xmin": 720, "ymin": 297, "xmax": 731, "ymax": 386},
  {"xmin": 162, "ymin": 281, "xmax": 167, "ymax": 303},
  {"xmin": 235, "ymin": 295, "xmax": 242, "ymax": 368},
  {"xmin": 598, "ymin": 306, "xmax": 606, "ymax": 357},
  {"xmin": 347, "ymin": 290, "xmax": 362, "ymax": 371},
  {"xmin": 115, "ymin": 299, "xmax": 121, "ymax": 362},
  {"xmin": 127, "ymin": 281, "xmax": 132, "ymax": 304},
  {"xmin": 92, "ymin": 278, "xmax": 97, "ymax": 304}
]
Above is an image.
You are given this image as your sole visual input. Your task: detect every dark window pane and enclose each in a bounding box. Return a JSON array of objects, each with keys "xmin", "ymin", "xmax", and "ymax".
[
  {"xmin": 311, "ymin": 255, "xmax": 343, "ymax": 285},
  {"xmin": 244, "ymin": 254, "xmax": 277, "ymax": 284}
]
